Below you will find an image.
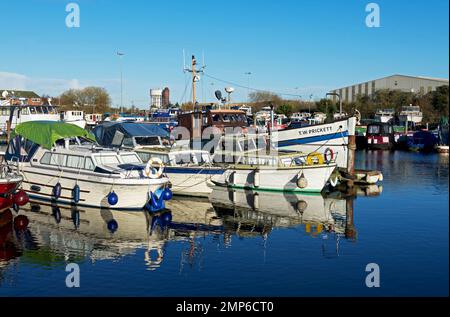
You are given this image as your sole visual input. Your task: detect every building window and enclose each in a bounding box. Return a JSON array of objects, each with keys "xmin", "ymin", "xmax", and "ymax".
[
  {"xmin": 352, "ymin": 86, "xmax": 356, "ymax": 102},
  {"xmin": 358, "ymin": 84, "xmax": 362, "ymax": 96},
  {"xmin": 345, "ymin": 87, "xmax": 349, "ymax": 102},
  {"xmin": 371, "ymin": 81, "xmax": 376, "ymax": 94},
  {"xmin": 428, "ymin": 86, "xmax": 432, "ymax": 93},
  {"xmin": 420, "ymin": 86, "xmax": 425, "ymax": 94},
  {"xmin": 365, "ymin": 83, "xmax": 369, "ymax": 96}
]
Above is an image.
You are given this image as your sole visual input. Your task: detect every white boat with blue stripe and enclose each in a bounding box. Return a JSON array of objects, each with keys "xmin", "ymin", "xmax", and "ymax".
[{"xmin": 272, "ymin": 117, "xmax": 357, "ymax": 170}]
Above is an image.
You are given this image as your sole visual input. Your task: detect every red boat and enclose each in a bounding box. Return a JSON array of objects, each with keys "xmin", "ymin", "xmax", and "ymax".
[{"xmin": 0, "ymin": 163, "xmax": 29, "ymax": 210}]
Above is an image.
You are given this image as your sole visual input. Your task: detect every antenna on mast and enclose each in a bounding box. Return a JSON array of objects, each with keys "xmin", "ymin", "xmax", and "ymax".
[{"xmin": 183, "ymin": 53, "xmax": 205, "ymax": 110}]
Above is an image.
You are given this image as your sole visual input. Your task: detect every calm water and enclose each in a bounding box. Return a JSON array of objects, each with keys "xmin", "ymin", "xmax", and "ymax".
[{"xmin": 0, "ymin": 151, "xmax": 448, "ymax": 296}]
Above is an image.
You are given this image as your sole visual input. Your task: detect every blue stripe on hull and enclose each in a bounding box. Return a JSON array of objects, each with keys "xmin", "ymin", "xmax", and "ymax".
[
  {"xmin": 277, "ymin": 131, "xmax": 349, "ymax": 147},
  {"xmin": 164, "ymin": 167, "xmax": 225, "ymax": 175}
]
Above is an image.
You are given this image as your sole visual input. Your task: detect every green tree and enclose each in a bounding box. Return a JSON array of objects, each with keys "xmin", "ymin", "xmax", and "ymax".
[
  {"xmin": 248, "ymin": 91, "xmax": 282, "ymax": 104},
  {"xmin": 432, "ymin": 85, "xmax": 449, "ymax": 116},
  {"xmin": 276, "ymin": 104, "xmax": 293, "ymax": 117},
  {"xmin": 59, "ymin": 87, "xmax": 111, "ymax": 113}
]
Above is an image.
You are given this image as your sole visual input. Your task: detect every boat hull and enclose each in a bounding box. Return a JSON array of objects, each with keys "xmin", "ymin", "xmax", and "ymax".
[
  {"xmin": 273, "ymin": 117, "xmax": 356, "ymax": 170},
  {"xmin": 20, "ymin": 167, "xmax": 169, "ymax": 210},
  {"xmin": 212, "ymin": 164, "xmax": 336, "ymax": 193}
]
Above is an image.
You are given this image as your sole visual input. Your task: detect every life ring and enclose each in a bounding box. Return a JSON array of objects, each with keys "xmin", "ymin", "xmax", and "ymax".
[
  {"xmin": 324, "ymin": 148, "xmax": 334, "ymax": 164},
  {"xmin": 145, "ymin": 157, "xmax": 164, "ymax": 179},
  {"xmin": 306, "ymin": 152, "xmax": 324, "ymax": 165}
]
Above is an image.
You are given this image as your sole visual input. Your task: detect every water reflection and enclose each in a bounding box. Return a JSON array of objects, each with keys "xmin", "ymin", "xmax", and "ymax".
[{"xmin": 0, "ymin": 185, "xmax": 381, "ymax": 277}]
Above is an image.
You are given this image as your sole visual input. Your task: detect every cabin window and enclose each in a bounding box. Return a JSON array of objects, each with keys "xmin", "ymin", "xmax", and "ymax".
[
  {"xmin": 122, "ymin": 137, "xmax": 134, "ymax": 147},
  {"xmin": 42, "ymin": 106, "xmax": 49, "ymax": 114},
  {"xmin": 29, "ymin": 107, "xmax": 37, "ymax": 114},
  {"xmin": 192, "ymin": 152, "xmax": 211, "ymax": 164},
  {"xmin": 120, "ymin": 153, "xmax": 141, "ymax": 164},
  {"xmin": 222, "ymin": 114, "xmax": 233, "ymax": 122},
  {"xmin": 367, "ymin": 125, "xmax": 380, "ymax": 134},
  {"xmin": 35, "ymin": 107, "xmax": 43, "ymax": 114},
  {"xmin": 137, "ymin": 152, "xmax": 150, "ymax": 163},
  {"xmin": 48, "ymin": 107, "xmax": 56, "ymax": 114},
  {"xmin": 40, "ymin": 152, "xmax": 52, "ymax": 165},
  {"xmin": 66, "ymin": 155, "xmax": 85, "ymax": 169},
  {"xmin": 96, "ymin": 155, "xmax": 120, "ymax": 165},
  {"xmin": 212, "ymin": 114, "xmax": 220, "ymax": 122},
  {"xmin": 135, "ymin": 136, "xmax": 160, "ymax": 146},
  {"xmin": 84, "ymin": 158, "xmax": 95, "ymax": 171},
  {"xmin": 149, "ymin": 154, "xmax": 169, "ymax": 164},
  {"xmin": 50, "ymin": 153, "xmax": 67, "ymax": 166},
  {"xmin": 383, "ymin": 126, "xmax": 393, "ymax": 134}
]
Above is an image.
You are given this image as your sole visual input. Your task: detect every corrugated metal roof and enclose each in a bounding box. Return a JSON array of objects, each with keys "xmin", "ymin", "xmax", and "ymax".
[{"xmin": 331, "ymin": 74, "xmax": 449, "ymax": 92}]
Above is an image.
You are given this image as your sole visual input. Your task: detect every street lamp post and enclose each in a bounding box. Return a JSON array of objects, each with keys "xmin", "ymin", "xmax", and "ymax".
[
  {"xmin": 244, "ymin": 72, "xmax": 251, "ymax": 104},
  {"xmin": 117, "ymin": 51, "xmax": 125, "ymax": 113}
]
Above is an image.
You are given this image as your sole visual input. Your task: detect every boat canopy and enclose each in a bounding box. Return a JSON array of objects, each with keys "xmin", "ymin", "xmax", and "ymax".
[
  {"xmin": 12, "ymin": 121, "xmax": 96, "ymax": 149},
  {"xmin": 93, "ymin": 121, "xmax": 169, "ymax": 147}
]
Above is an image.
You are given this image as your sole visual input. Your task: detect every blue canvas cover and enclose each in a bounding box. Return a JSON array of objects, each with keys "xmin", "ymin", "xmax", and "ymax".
[{"xmin": 93, "ymin": 122, "xmax": 169, "ymax": 147}]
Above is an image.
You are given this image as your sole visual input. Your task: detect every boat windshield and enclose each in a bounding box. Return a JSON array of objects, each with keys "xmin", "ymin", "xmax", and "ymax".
[
  {"xmin": 120, "ymin": 153, "xmax": 142, "ymax": 164},
  {"xmin": 135, "ymin": 136, "xmax": 162, "ymax": 146},
  {"xmin": 95, "ymin": 155, "xmax": 121, "ymax": 165}
]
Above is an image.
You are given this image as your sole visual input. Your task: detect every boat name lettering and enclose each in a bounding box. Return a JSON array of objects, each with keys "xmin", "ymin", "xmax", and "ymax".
[{"xmin": 300, "ymin": 126, "xmax": 333, "ymax": 135}]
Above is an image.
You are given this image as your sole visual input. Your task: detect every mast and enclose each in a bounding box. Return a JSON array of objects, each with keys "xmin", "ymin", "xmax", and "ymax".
[
  {"xmin": 184, "ymin": 54, "xmax": 205, "ymax": 111},
  {"xmin": 192, "ymin": 55, "xmax": 196, "ymax": 109}
]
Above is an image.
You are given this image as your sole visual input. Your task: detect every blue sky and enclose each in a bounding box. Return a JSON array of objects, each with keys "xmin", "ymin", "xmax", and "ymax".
[{"xmin": 0, "ymin": 0, "xmax": 448, "ymax": 108}]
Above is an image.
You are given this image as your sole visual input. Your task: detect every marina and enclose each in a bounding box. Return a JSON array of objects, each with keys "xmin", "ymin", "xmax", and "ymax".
[{"xmin": 0, "ymin": 0, "xmax": 448, "ymax": 301}]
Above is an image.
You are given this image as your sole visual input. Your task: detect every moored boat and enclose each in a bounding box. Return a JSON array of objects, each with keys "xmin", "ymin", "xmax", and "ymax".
[
  {"xmin": 93, "ymin": 121, "xmax": 225, "ymax": 197},
  {"xmin": 0, "ymin": 161, "xmax": 29, "ymax": 210},
  {"xmin": 365, "ymin": 122, "xmax": 396, "ymax": 150},
  {"xmin": 61, "ymin": 110, "xmax": 87, "ymax": 129},
  {"xmin": 211, "ymin": 133, "xmax": 338, "ymax": 193},
  {"xmin": 4, "ymin": 121, "xmax": 172, "ymax": 210},
  {"xmin": 272, "ymin": 116, "xmax": 357, "ymax": 170}
]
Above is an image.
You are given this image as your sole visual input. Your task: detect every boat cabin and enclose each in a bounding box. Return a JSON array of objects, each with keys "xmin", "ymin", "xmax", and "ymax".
[
  {"xmin": 93, "ymin": 121, "xmax": 171, "ymax": 150},
  {"xmin": 177, "ymin": 109, "xmax": 248, "ymax": 140},
  {"xmin": 366, "ymin": 122, "xmax": 395, "ymax": 150}
]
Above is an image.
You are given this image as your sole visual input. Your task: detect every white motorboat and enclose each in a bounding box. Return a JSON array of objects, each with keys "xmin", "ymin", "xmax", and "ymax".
[
  {"xmin": 211, "ymin": 133, "xmax": 338, "ymax": 193},
  {"xmin": 0, "ymin": 103, "xmax": 60, "ymax": 133},
  {"xmin": 4, "ymin": 121, "xmax": 172, "ymax": 211},
  {"xmin": 61, "ymin": 110, "xmax": 87, "ymax": 129},
  {"xmin": 399, "ymin": 105, "xmax": 423, "ymax": 125},
  {"xmin": 272, "ymin": 116, "xmax": 357, "ymax": 170},
  {"xmin": 374, "ymin": 109, "xmax": 395, "ymax": 123},
  {"xmin": 92, "ymin": 122, "xmax": 225, "ymax": 197}
]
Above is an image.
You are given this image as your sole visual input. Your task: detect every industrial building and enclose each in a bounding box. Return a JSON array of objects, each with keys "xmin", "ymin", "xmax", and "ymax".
[{"xmin": 329, "ymin": 74, "xmax": 449, "ymax": 103}]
